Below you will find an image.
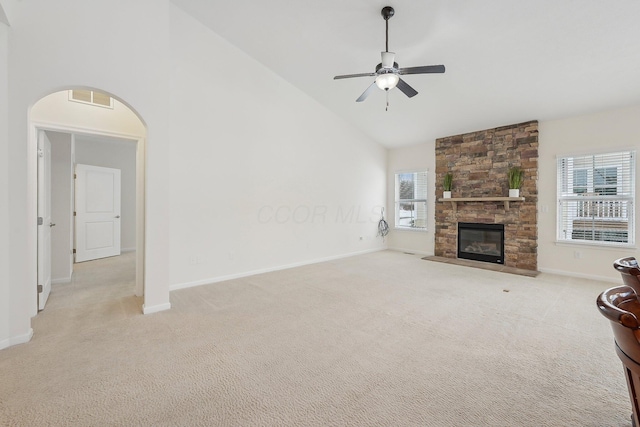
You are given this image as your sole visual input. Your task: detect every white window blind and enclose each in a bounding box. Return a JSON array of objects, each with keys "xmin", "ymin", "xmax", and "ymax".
[
  {"xmin": 395, "ymin": 171, "xmax": 427, "ymax": 230},
  {"xmin": 557, "ymin": 151, "xmax": 635, "ymax": 245}
]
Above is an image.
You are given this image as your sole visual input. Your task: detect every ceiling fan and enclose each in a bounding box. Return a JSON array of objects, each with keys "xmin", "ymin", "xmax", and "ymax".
[{"xmin": 334, "ymin": 6, "xmax": 445, "ymax": 106}]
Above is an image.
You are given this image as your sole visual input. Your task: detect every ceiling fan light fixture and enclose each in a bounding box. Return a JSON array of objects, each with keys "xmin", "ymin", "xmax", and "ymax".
[{"xmin": 375, "ymin": 73, "xmax": 399, "ymax": 90}]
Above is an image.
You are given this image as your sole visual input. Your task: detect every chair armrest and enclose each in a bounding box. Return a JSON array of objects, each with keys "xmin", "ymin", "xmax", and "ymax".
[
  {"xmin": 597, "ymin": 286, "xmax": 640, "ymax": 329},
  {"xmin": 614, "ymin": 257, "xmax": 640, "ymax": 277}
]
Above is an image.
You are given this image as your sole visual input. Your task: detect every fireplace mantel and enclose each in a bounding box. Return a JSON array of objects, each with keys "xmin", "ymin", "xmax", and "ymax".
[{"xmin": 437, "ymin": 196, "xmax": 525, "ymax": 212}]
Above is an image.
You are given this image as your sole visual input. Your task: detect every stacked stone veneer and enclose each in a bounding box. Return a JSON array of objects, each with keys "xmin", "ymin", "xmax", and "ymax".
[{"xmin": 435, "ymin": 121, "xmax": 538, "ymax": 271}]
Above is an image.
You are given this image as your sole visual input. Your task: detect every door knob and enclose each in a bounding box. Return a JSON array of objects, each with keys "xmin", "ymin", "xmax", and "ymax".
[
  {"xmin": 115, "ymin": 215, "xmax": 120, "ymax": 218},
  {"xmin": 49, "ymin": 222, "xmax": 56, "ymax": 227}
]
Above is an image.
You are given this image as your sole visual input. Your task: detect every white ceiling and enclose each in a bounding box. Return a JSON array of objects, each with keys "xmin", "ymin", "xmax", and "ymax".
[{"xmin": 171, "ymin": 0, "xmax": 640, "ymax": 148}]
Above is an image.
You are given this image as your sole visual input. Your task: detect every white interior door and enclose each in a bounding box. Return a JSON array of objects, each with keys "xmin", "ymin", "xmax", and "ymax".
[
  {"xmin": 37, "ymin": 130, "xmax": 52, "ymax": 310},
  {"xmin": 75, "ymin": 164, "xmax": 121, "ymax": 262}
]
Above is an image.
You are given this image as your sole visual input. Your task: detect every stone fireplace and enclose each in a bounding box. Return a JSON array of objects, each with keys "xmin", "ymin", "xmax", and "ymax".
[{"xmin": 435, "ymin": 121, "xmax": 538, "ymax": 271}]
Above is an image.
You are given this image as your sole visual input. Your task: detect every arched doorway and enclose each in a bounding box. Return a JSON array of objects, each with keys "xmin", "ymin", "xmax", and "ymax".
[{"xmin": 28, "ymin": 88, "xmax": 147, "ymax": 312}]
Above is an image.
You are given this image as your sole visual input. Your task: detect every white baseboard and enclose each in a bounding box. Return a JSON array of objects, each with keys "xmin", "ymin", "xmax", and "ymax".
[
  {"xmin": 121, "ymin": 247, "xmax": 136, "ymax": 253},
  {"xmin": 0, "ymin": 328, "xmax": 34, "ymax": 350},
  {"xmin": 52, "ymin": 277, "xmax": 71, "ymax": 285},
  {"xmin": 142, "ymin": 302, "xmax": 171, "ymax": 315},
  {"xmin": 170, "ymin": 247, "xmax": 385, "ymax": 292},
  {"xmin": 537, "ymin": 267, "xmax": 619, "ymax": 284}
]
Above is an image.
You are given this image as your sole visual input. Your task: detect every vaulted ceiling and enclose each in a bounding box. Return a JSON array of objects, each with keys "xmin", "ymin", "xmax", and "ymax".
[{"xmin": 171, "ymin": 0, "xmax": 640, "ymax": 148}]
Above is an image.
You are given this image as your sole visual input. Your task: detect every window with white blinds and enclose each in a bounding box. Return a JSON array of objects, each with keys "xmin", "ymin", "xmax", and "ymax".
[
  {"xmin": 557, "ymin": 151, "xmax": 635, "ymax": 245},
  {"xmin": 395, "ymin": 171, "xmax": 428, "ymax": 230}
]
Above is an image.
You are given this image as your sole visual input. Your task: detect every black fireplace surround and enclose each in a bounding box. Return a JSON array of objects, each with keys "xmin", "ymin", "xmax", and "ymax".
[{"xmin": 457, "ymin": 222, "xmax": 505, "ymax": 264}]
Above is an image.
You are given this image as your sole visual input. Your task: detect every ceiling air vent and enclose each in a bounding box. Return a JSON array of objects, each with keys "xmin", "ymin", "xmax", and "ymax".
[{"xmin": 68, "ymin": 90, "xmax": 114, "ymax": 109}]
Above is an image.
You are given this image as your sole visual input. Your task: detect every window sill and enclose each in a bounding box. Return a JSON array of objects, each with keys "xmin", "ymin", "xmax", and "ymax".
[
  {"xmin": 394, "ymin": 227, "xmax": 428, "ymax": 233},
  {"xmin": 554, "ymin": 240, "xmax": 637, "ymax": 251}
]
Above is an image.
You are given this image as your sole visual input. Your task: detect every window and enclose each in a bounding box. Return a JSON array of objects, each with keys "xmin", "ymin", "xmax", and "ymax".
[
  {"xmin": 557, "ymin": 151, "xmax": 635, "ymax": 245},
  {"xmin": 68, "ymin": 90, "xmax": 114, "ymax": 108},
  {"xmin": 395, "ymin": 171, "xmax": 427, "ymax": 230}
]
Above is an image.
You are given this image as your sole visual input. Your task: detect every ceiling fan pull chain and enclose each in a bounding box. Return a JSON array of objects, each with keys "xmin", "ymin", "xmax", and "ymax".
[{"xmin": 386, "ymin": 90, "xmax": 389, "ymax": 111}]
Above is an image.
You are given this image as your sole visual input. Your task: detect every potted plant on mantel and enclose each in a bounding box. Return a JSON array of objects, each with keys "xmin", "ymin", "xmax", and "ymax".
[
  {"xmin": 508, "ymin": 166, "xmax": 524, "ymax": 198},
  {"xmin": 443, "ymin": 172, "xmax": 453, "ymax": 198}
]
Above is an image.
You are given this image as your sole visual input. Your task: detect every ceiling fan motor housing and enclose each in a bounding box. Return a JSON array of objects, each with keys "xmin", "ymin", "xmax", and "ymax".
[
  {"xmin": 376, "ymin": 62, "xmax": 399, "ymax": 73},
  {"xmin": 381, "ymin": 51, "xmax": 396, "ymax": 68}
]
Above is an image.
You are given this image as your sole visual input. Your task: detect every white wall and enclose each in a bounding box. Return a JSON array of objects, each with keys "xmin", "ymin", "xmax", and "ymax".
[
  {"xmin": 0, "ymin": 0, "xmax": 16, "ymax": 25},
  {"xmin": 48, "ymin": 131, "xmax": 73, "ymax": 282},
  {"xmin": 538, "ymin": 105, "xmax": 640, "ymax": 282},
  {"xmin": 386, "ymin": 143, "xmax": 436, "ymax": 255},
  {"xmin": 75, "ymin": 136, "xmax": 137, "ymax": 251},
  {"xmin": 388, "ymin": 105, "xmax": 640, "ymax": 281},
  {"xmin": 4, "ymin": 0, "xmax": 171, "ymax": 348},
  {"xmin": 0, "ymin": 22, "xmax": 11, "ymax": 347},
  {"xmin": 168, "ymin": 6, "xmax": 386, "ymax": 288},
  {"xmin": 0, "ymin": 3, "xmax": 7, "ymax": 25}
]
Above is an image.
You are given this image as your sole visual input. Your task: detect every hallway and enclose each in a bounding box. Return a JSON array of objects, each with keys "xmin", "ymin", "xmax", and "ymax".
[{"xmin": 33, "ymin": 252, "xmax": 142, "ymax": 338}]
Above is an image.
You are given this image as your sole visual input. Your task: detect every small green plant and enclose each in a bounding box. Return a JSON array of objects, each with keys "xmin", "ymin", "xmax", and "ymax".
[
  {"xmin": 443, "ymin": 172, "xmax": 453, "ymax": 191},
  {"xmin": 508, "ymin": 166, "xmax": 524, "ymax": 189}
]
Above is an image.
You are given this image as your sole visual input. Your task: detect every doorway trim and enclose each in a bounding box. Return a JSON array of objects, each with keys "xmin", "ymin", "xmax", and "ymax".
[{"xmin": 29, "ymin": 120, "xmax": 146, "ymax": 306}]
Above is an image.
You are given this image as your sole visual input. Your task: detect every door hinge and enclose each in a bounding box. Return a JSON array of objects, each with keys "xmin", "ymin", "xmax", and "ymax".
[
  {"xmin": 37, "ymin": 149, "xmax": 44, "ymax": 158},
  {"xmin": 74, "ymin": 173, "xmax": 77, "ymax": 179},
  {"xmin": 37, "ymin": 284, "xmax": 43, "ymax": 293},
  {"xmin": 74, "ymin": 212, "xmax": 76, "ymax": 216},
  {"xmin": 37, "ymin": 217, "xmax": 43, "ymax": 225},
  {"xmin": 73, "ymin": 249, "xmax": 76, "ymax": 254}
]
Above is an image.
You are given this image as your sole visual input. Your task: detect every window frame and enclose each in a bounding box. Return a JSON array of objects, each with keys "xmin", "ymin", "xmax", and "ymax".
[
  {"xmin": 557, "ymin": 150, "xmax": 635, "ymax": 247},
  {"xmin": 394, "ymin": 170, "xmax": 428, "ymax": 231}
]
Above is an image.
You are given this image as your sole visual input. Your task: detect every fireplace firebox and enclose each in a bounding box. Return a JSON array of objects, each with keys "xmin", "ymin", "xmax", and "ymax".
[{"xmin": 457, "ymin": 222, "xmax": 505, "ymax": 264}]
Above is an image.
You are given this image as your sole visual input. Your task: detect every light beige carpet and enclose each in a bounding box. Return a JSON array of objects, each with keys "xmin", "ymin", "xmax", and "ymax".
[{"xmin": 0, "ymin": 250, "xmax": 631, "ymax": 426}]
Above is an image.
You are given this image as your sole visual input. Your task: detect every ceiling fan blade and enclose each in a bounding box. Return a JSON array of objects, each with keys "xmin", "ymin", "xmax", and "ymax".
[
  {"xmin": 334, "ymin": 72, "xmax": 376, "ymax": 80},
  {"xmin": 356, "ymin": 82, "xmax": 377, "ymax": 102},
  {"xmin": 398, "ymin": 65, "xmax": 445, "ymax": 75},
  {"xmin": 396, "ymin": 78, "xmax": 418, "ymax": 98}
]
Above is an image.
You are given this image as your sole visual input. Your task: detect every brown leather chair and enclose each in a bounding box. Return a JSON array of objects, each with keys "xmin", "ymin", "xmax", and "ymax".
[
  {"xmin": 597, "ymin": 285, "xmax": 640, "ymax": 427},
  {"xmin": 614, "ymin": 257, "xmax": 640, "ymax": 295}
]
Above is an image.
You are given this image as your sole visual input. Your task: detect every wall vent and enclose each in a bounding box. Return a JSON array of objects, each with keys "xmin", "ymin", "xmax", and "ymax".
[{"xmin": 68, "ymin": 90, "xmax": 114, "ymax": 109}]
